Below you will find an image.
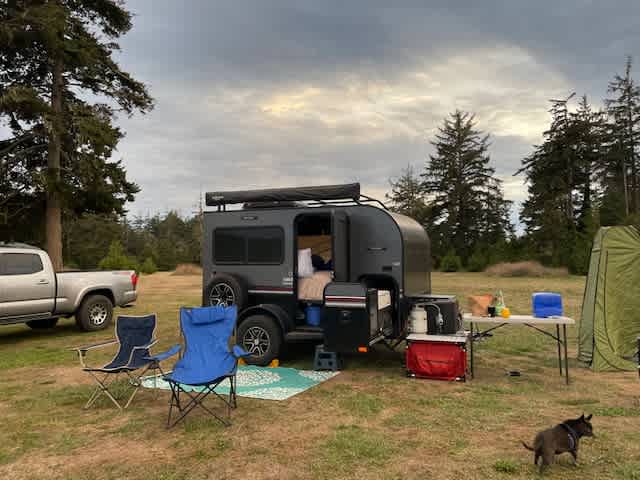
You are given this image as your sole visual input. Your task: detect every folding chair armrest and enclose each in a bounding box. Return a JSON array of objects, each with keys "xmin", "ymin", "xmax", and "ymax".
[
  {"xmin": 145, "ymin": 344, "xmax": 181, "ymax": 362},
  {"xmin": 131, "ymin": 339, "xmax": 159, "ymax": 352},
  {"xmin": 232, "ymin": 345, "xmax": 250, "ymax": 358},
  {"xmin": 71, "ymin": 339, "xmax": 118, "ymax": 353},
  {"xmin": 71, "ymin": 340, "xmax": 117, "ymax": 368}
]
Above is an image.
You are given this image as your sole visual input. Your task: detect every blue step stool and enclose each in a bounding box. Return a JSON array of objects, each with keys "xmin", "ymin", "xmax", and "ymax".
[{"xmin": 314, "ymin": 344, "xmax": 342, "ymax": 371}]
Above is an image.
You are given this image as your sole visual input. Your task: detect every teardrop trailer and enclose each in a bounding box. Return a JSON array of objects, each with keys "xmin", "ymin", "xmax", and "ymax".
[{"xmin": 202, "ymin": 183, "xmax": 461, "ymax": 366}]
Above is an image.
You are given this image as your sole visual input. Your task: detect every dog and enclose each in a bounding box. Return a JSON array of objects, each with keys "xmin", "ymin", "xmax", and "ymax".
[{"xmin": 521, "ymin": 414, "xmax": 594, "ymax": 473}]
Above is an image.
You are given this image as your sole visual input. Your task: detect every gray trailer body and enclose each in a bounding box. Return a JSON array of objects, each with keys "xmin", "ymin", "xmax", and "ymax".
[{"xmin": 201, "ymin": 184, "xmax": 432, "ymax": 364}]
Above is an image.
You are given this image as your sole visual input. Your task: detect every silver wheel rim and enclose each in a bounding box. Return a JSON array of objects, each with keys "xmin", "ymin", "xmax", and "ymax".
[
  {"xmin": 89, "ymin": 303, "xmax": 108, "ymax": 326},
  {"xmin": 209, "ymin": 283, "xmax": 236, "ymax": 307},
  {"xmin": 242, "ymin": 326, "xmax": 270, "ymax": 356}
]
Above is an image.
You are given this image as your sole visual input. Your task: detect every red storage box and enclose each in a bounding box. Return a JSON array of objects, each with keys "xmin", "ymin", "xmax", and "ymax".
[{"xmin": 406, "ymin": 340, "xmax": 467, "ymax": 381}]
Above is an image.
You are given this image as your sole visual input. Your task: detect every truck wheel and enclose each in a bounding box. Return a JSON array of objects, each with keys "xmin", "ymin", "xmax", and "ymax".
[
  {"xmin": 205, "ymin": 273, "xmax": 247, "ymax": 310},
  {"xmin": 237, "ymin": 315, "xmax": 282, "ymax": 366},
  {"xmin": 26, "ymin": 318, "xmax": 59, "ymax": 329},
  {"xmin": 77, "ymin": 294, "xmax": 113, "ymax": 332}
]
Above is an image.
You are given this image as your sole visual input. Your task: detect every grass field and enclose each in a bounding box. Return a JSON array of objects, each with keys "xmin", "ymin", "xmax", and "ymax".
[{"xmin": 0, "ymin": 272, "xmax": 638, "ymax": 479}]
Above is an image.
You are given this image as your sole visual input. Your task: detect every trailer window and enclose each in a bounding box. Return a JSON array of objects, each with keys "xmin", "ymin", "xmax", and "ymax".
[
  {"xmin": 246, "ymin": 228, "xmax": 283, "ymax": 263},
  {"xmin": 0, "ymin": 253, "xmax": 44, "ymax": 275},
  {"xmin": 214, "ymin": 229, "xmax": 246, "ymax": 263},
  {"xmin": 214, "ymin": 227, "xmax": 283, "ymax": 264}
]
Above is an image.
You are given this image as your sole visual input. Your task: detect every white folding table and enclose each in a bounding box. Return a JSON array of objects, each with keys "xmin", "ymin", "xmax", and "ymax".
[{"xmin": 463, "ymin": 314, "xmax": 576, "ymax": 385}]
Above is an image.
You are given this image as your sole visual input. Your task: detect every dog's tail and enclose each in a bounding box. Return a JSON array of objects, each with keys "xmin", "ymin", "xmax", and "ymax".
[{"xmin": 521, "ymin": 441, "xmax": 535, "ymax": 451}]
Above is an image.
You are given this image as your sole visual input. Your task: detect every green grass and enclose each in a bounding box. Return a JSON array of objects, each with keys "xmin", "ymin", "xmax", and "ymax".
[
  {"xmin": 0, "ymin": 272, "xmax": 639, "ymax": 480},
  {"xmin": 494, "ymin": 459, "xmax": 520, "ymax": 474},
  {"xmin": 314, "ymin": 425, "xmax": 397, "ymax": 477}
]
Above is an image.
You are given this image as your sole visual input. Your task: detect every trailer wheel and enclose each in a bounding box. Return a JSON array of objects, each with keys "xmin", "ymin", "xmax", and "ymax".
[
  {"xmin": 76, "ymin": 294, "xmax": 113, "ymax": 332},
  {"xmin": 26, "ymin": 318, "xmax": 59, "ymax": 329},
  {"xmin": 237, "ymin": 315, "xmax": 282, "ymax": 366},
  {"xmin": 205, "ymin": 274, "xmax": 247, "ymax": 310}
]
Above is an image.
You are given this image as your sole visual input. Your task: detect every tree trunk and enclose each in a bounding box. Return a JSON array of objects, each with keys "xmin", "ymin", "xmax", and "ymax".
[{"xmin": 46, "ymin": 56, "xmax": 64, "ymax": 271}]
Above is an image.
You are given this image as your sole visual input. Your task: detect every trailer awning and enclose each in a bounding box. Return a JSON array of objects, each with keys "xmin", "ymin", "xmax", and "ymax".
[{"xmin": 205, "ymin": 183, "xmax": 361, "ymax": 206}]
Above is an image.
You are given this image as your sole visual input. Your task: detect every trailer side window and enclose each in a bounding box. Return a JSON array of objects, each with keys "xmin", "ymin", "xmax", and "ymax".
[
  {"xmin": 246, "ymin": 227, "xmax": 283, "ymax": 263},
  {"xmin": 214, "ymin": 229, "xmax": 246, "ymax": 263},
  {"xmin": 214, "ymin": 227, "xmax": 283, "ymax": 264}
]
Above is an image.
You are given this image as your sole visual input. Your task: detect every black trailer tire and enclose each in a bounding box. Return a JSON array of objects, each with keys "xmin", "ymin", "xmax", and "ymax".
[
  {"xmin": 205, "ymin": 273, "xmax": 248, "ymax": 310},
  {"xmin": 76, "ymin": 294, "xmax": 113, "ymax": 332},
  {"xmin": 237, "ymin": 314, "xmax": 282, "ymax": 366},
  {"xmin": 26, "ymin": 318, "xmax": 59, "ymax": 329}
]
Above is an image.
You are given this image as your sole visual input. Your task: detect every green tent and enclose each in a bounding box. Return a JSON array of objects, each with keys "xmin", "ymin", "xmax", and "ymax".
[{"xmin": 578, "ymin": 226, "xmax": 640, "ymax": 371}]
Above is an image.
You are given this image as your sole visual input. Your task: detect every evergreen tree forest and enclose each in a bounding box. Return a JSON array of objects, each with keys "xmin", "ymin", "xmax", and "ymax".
[{"xmin": 388, "ymin": 57, "xmax": 640, "ymax": 274}]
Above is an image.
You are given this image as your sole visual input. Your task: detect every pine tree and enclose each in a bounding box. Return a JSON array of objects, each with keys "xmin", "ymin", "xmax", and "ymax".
[
  {"xmin": 386, "ymin": 165, "xmax": 429, "ymax": 225},
  {"xmin": 0, "ymin": 1, "xmax": 153, "ymax": 269},
  {"xmin": 519, "ymin": 94, "xmax": 601, "ymax": 269},
  {"xmin": 422, "ymin": 111, "xmax": 511, "ymax": 263},
  {"xmin": 603, "ymin": 56, "xmax": 640, "ymax": 219}
]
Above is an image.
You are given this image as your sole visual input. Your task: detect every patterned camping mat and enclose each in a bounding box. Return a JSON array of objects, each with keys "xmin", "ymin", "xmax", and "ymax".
[{"xmin": 140, "ymin": 365, "xmax": 339, "ymax": 401}]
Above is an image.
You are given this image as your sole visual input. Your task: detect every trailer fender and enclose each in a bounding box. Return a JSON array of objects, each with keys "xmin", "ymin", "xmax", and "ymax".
[{"xmin": 238, "ymin": 304, "xmax": 294, "ymax": 334}]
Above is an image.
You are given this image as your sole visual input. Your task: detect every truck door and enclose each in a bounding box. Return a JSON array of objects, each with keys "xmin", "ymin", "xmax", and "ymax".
[
  {"xmin": 332, "ymin": 211, "xmax": 349, "ymax": 282},
  {"xmin": 0, "ymin": 252, "xmax": 55, "ymax": 321}
]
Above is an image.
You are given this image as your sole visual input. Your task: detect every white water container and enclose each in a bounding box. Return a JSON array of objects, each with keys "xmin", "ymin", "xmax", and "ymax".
[{"xmin": 409, "ymin": 305, "xmax": 428, "ymax": 334}]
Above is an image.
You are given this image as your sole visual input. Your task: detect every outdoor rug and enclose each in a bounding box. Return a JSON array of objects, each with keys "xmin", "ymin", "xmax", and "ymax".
[{"xmin": 140, "ymin": 366, "xmax": 339, "ymax": 401}]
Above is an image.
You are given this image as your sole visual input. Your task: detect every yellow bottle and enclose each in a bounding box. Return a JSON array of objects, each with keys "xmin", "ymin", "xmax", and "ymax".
[{"xmin": 501, "ymin": 307, "xmax": 511, "ymax": 318}]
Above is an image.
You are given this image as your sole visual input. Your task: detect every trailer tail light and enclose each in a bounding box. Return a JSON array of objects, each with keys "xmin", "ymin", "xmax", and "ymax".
[
  {"xmin": 357, "ymin": 346, "xmax": 368, "ymax": 353},
  {"xmin": 131, "ymin": 272, "xmax": 138, "ymax": 290}
]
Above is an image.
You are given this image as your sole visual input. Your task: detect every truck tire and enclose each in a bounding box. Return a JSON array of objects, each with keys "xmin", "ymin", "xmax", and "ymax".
[
  {"xmin": 204, "ymin": 273, "xmax": 247, "ymax": 310},
  {"xmin": 26, "ymin": 318, "xmax": 59, "ymax": 329},
  {"xmin": 76, "ymin": 294, "xmax": 113, "ymax": 332},
  {"xmin": 237, "ymin": 314, "xmax": 282, "ymax": 366}
]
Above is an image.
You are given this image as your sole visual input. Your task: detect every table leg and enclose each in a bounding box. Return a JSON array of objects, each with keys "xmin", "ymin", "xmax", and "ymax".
[
  {"xmin": 563, "ymin": 324, "xmax": 569, "ymax": 385},
  {"xmin": 556, "ymin": 324, "xmax": 563, "ymax": 376},
  {"xmin": 470, "ymin": 322, "xmax": 474, "ymax": 379}
]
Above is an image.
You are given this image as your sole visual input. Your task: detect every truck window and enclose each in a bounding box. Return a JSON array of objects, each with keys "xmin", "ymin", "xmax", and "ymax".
[
  {"xmin": 214, "ymin": 227, "xmax": 283, "ymax": 264},
  {"xmin": 0, "ymin": 253, "xmax": 44, "ymax": 275}
]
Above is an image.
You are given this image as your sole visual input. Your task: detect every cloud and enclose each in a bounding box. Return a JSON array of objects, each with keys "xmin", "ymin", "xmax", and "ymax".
[{"xmin": 111, "ymin": 1, "xmax": 640, "ymax": 222}]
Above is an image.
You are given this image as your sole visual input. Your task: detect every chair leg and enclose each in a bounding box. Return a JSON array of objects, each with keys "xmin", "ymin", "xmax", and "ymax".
[
  {"xmin": 84, "ymin": 372, "xmax": 124, "ymax": 410},
  {"xmin": 166, "ymin": 383, "xmax": 231, "ymax": 429}
]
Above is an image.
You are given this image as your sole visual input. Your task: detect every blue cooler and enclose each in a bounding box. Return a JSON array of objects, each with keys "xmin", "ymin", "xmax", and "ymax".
[
  {"xmin": 306, "ymin": 305, "xmax": 322, "ymax": 326},
  {"xmin": 532, "ymin": 292, "xmax": 563, "ymax": 318}
]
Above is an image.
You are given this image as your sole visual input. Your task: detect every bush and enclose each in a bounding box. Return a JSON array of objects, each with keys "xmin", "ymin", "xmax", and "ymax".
[
  {"xmin": 440, "ymin": 250, "xmax": 462, "ymax": 272},
  {"xmin": 139, "ymin": 257, "xmax": 158, "ymax": 274},
  {"xmin": 484, "ymin": 261, "xmax": 568, "ymax": 277},
  {"xmin": 171, "ymin": 263, "xmax": 203, "ymax": 276},
  {"xmin": 98, "ymin": 241, "xmax": 138, "ymax": 271},
  {"xmin": 467, "ymin": 250, "xmax": 488, "ymax": 272},
  {"xmin": 493, "ymin": 459, "xmax": 519, "ymax": 474}
]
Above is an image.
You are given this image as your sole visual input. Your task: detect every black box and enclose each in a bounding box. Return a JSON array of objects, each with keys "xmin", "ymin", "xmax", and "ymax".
[{"xmin": 414, "ymin": 295, "xmax": 461, "ymax": 334}]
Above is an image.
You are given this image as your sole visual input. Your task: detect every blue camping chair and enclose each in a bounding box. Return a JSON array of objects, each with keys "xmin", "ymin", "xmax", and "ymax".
[
  {"xmin": 72, "ymin": 314, "xmax": 163, "ymax": 410},
  {"xmin": 152, "ymin": 306, "xmax": 248, "ymax": 428}
]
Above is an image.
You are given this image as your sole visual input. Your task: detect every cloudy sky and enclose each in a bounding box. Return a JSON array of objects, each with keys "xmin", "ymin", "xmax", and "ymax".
[{"xmin": 114, "ymin": 1, "xmax": 640, "ymax": 220}]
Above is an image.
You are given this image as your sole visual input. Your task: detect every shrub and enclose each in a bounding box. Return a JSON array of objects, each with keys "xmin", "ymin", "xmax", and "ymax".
[
  {"xmin": 467, "ymin": 250, "xmax": 488, "ymax": 272},
  {"xmin": 98, "ymin": 241, "xmax": 138, "ymax": 271},
  {"xmin": 484, "ymin": 261, "xmax": 568, "ymax": 277},
  {"xmin": 440, "ymin": 250, "xmax": 462, "ymax": 272},
  {"xmin": 139, "ymin": 257, "xmax": 158, "ymax": 274},
  {"xmin": 493, "ymin": 459, "xmax": 519, "ymax": 474},
  {"xmin": 171, "ymin": 263, "xmax": 203, "ymax": 276}
]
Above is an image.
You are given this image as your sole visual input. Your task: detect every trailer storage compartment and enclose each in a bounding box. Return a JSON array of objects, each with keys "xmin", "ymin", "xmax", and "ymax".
[{"xmin": 323, "ymin": 282, "xmax": 389, "ymax": 353}]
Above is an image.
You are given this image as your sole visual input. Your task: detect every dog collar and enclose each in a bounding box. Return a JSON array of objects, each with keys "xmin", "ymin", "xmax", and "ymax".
[{"xmin": 560, "ymin": 423, "xmax": 578, "ymax": 452}]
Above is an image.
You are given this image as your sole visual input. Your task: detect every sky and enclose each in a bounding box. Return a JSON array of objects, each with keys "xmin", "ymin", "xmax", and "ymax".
[{"xmin": 113, "ymin": 1, "xmax": 640, "ymax": 222}]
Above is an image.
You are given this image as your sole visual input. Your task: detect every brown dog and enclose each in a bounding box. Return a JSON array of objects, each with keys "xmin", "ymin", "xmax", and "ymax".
[{"xmin": 522, "ymin": 414, "xmax": 594, "ymax": 473}]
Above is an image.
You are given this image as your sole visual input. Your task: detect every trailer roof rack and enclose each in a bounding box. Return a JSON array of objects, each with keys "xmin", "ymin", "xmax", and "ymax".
[{"xmin": 205, "ymin": 183, "xmax": 387, "ymax": 211}]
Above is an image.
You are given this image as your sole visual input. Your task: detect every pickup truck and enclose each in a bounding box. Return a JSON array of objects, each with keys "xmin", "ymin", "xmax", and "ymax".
[{"xmin": 0, "ymin": 243, "xmax": 138, "ymax": 331}]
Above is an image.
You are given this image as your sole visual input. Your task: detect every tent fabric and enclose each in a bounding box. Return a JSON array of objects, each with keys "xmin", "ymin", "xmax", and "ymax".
[{"xmin": 578, "ymin": 226, "xmax": 640, "ymax": 371}]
